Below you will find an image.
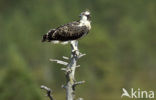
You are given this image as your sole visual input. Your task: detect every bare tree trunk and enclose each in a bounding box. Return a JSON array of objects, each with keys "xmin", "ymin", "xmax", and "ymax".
[
  {"xmin": 63, "ymin": 41, "xmax": 85, "ymax": 100},
  {"xmin": 41, "ymin": 40, "xmax": 85, "ymax": 100},
  {"xmin": 65, "ymin": 41, "xmax": 79, "ymax": 100}
]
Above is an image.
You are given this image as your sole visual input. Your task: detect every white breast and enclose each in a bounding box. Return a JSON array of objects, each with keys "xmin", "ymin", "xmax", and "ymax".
[{"xmin": 79, "ymin": 16, "xmax": 91, "ymax": 30}]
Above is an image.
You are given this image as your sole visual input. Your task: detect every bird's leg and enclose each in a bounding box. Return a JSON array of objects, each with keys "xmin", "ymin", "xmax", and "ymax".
[
  {"xmin": 70, "ymin": 40, "xmax": 80, "ymax": 56},
  {"xmin": 71, "ymin": 40, "xmax": 78, "ymax": 51}
]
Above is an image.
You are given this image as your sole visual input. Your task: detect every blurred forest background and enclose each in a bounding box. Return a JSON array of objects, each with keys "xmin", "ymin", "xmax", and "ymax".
[{"xmin": 0, "ymin": 0, "xmax": 156, "ymax": 100}]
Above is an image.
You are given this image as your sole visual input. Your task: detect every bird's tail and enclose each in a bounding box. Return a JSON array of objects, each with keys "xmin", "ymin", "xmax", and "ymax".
[{"xmin": 42, "ymin": 29, "xmax": 55, "ymax": 42}]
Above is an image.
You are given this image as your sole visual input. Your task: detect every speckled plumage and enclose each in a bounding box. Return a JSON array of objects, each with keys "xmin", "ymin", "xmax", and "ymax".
[{"xmin": 42, "ymin": 11, "xmax": 91, "ymax": 43}]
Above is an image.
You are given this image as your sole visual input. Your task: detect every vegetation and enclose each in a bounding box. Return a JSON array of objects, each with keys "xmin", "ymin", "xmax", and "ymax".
[{"xmin": 0, "ymin": 0, "xmax": 156, "ymax": 100}]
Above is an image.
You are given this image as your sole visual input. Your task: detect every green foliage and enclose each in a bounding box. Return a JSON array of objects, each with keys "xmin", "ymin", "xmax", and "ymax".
[
  {"xmin": 0, "ymin": 67, "xmax": 42, "ymax": 100},
  {"xmin": 0, "ymin": 45, "xmax": 43, "ymax": 100},
  {"xmin": 0, "ymin": 0, "xmax": 156, "ymax": 100}
]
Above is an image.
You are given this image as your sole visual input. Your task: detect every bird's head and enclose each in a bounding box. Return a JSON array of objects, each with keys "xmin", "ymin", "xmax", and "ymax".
[{"xmin": 79, "ymin": 10, "xmax": 91, "ymax": 21}]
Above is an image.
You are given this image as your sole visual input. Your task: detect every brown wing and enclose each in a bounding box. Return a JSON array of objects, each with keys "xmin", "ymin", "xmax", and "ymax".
[{"xmin": 52, "ymin": 22, "xmax": 89, "ymax": 41}]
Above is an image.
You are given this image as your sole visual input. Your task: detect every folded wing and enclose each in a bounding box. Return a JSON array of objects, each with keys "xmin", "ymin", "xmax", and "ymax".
[{"xmin": 42, "ymin": 21, "xmax": 89, "ymax": 42}]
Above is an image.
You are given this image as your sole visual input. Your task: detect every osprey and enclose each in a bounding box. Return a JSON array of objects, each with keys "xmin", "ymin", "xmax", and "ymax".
[{"xmin": 42, "ymin": 10, "xmax": 91, "ymax": 44}]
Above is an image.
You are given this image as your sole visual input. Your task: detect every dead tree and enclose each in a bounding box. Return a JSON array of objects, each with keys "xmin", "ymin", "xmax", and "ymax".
[{"xmin": 41, "ymin": 40, "xmax": 85, "ymax": 100}]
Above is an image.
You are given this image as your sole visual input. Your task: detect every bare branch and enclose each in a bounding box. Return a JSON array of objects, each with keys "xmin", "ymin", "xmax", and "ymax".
[
  {"xmin": 40, "ymin": 85, "xmax": 54, "ymax": 100},
  {"xmin": 78, "ymin": 53, "xmax": 86, "ymax": 58},
  {"xmin": 77, "ymin": 98, "xmax": 84, "ymax": 100},
  {"xmin": 63, "ymin": 56, "xmax": 69, "ymax": 60},
  {"xmin": 72, "ymin": 81, "xmax": 85, "ymax": 90},
  {"xmin": 49, "ymin": 59, "xmax": 68, "ymax": 65},
  {"xmin": 76, "ymin": 65, "xmax": 80, "ymax": 68},
  {"xmin": 61, "ymin": 68, "xmax": 71, "ymax": 72},
  {"xmin": 74, "ymin": 81, "xmax": 85, "ymax": 86}
]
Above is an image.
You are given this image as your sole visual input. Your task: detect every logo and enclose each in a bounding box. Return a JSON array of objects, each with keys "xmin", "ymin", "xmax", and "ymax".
[{"xmin": 121, "ymin": 88, "xmax": 154, "ymax": 99}]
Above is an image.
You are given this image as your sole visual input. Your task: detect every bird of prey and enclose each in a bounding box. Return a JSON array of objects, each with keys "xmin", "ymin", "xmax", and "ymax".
[{"xmin": 42, "ymin": 10, "xmax": 91, "ymax": 44}]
